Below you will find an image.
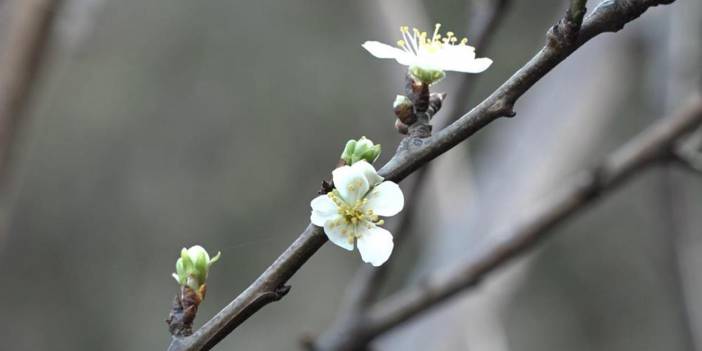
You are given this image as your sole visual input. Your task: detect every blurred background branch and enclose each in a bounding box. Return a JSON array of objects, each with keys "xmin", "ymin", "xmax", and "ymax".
[
  {"xmin": 363, "ymin": 94, "xmax": 702, "ymax": 342},
  {"xmin": 0, "ymin": 0, "xmax": 61, "ymax": 188}
]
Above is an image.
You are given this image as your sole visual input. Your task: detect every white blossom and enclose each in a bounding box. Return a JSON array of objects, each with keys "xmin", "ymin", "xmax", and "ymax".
[
  {"xmin": 362, "ymin": 24, "xmax": 492, "ymax": 83},
  {"xmin": 310, "ymin": 161, "xmax": 404, "ymax": 266}
]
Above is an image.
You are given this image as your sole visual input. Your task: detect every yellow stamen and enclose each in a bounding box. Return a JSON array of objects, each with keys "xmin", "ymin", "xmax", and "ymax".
[{"xmin": 327, "ymin": 190, "xmax": 386, "ymax": 240}]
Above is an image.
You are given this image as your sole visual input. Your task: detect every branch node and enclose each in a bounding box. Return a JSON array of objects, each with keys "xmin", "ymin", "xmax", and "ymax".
[
  {"xmin": 489, "ymin": 97, "xmax": 516, "ymax": 118},
  {"xmin": 427, "ymin": 92, "xmax": 447, "ymax": 119},
  {"xmin": 319, "ymin": 179, "xmax": 334, "ymax": 194},
  {"xmin": 166, "ymin": 285, "xmax": 203, "ymax": 337},
  {"xmin": 395, "ymin": 74, "xmax": 438, "ymax": 138},
  {"xmin": 546, "ymin": 19, "xmax": 579, "ymax": 51},
  {"xmin": 672, "ymin": 147, "xmax": 702, "ymax": 176},
  {"xmin": 668, "ymin": 128, "xmax": 702, "ymax": 175},
  {"xmin": 408, "ymin": 119, "xmax": 433, "ymax": 138},
  {"xmin": 273, "ymin": 284, "xmax": 292, "ymax": 300}
]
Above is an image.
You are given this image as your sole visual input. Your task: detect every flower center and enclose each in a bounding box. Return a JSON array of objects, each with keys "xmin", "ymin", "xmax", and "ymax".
[
  {"xmin": 328, "ymin": 190, "xmax": 384, "ymax": 229},
  {"xmin": 396, "ymin": 23, "xmax": 468, "ymax": 57}
]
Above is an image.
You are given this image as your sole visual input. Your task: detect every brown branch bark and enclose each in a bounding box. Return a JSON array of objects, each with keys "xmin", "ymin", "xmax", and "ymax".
[
  {"xmin": 166, "ymin": 1, "xmax": 676, "ymax": 350},
  {"xmin": 0, "ymin": 0, "xmax": 61, "ymax": 186},
  {"xmin": 359, "ymin": 95, "xmax": 702, "ymax": 343}
]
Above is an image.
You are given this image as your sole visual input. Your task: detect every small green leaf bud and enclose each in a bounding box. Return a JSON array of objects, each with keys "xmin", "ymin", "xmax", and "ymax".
[{"xmin": 173, "ymin": 245, "xmax": 221, "ymax": 296}]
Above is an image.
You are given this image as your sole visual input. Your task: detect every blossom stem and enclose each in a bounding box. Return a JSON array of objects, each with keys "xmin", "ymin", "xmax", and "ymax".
[{"xmin": 404, "ymin": 74, "xmax": 435, "ymax": 138}]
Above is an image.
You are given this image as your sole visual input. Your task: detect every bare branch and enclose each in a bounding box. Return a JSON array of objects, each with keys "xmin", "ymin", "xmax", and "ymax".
[
  {"xmin": 166, "ymin": 1, "xmax": 677, "ymax": 350},
  {"xmin": 361, "ymin": 95, "xmax": 702, "ymax": 341},
  {"xmin": 0, "ymin": 0, "xmax": 62, "ymax": 186}
]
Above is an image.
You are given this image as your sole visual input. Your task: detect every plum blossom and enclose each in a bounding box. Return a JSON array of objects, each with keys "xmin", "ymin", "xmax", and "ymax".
[
  {"xmin": 310, "ymin": 161, "xmax": 404, "ymax": 266},
  {"xmin": 362, "ymin": 23, "xmax": 492, "ymax": 84}
]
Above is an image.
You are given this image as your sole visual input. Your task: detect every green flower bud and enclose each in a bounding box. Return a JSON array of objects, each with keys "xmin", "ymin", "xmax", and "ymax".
[
  {"xmin": 173, "ymin": 245, "xmax": 221, "ymax": 293},
  {"xmin": 409, "ymin": 65, "xmax": 446, "ymax": 85},
  {"xmin": 340, "ymin": 137, "xmax": 381, "ymax": 165},
  {"xmin": 340, "ymin": 139, "xmax": 357, "ymax": 164}
]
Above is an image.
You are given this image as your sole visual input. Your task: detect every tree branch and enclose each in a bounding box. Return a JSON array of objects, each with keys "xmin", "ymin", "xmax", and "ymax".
[
  {"xmin": 0, "ymin": 0, "xmax": 62, "ymax": 186},
  {"xmin": 360, "ymin": 95, "xmax": 702, "ymax": 342},
  {"xmin": 166, "ymin": 1, "xmax": 676, "ymax": 350}
]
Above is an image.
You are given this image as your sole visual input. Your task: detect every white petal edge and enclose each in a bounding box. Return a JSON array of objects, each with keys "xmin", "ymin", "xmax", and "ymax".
[
  {"xmin": 362, "ymin": 41, "xmax": 406, "ymax": 59},
  {"xmin": 332, "ymin": 165, "xmax": 370, "ymax": 204},
  {"xmin": 357, "ymin": 226, "xmax": 394, "ymax": 266},
  {"xmin": 449, "ymin": 57, "xmax": 493, "ymax": 73},
  {"xmin": 362, "ymin": 41, "xmax": 414, "ymax": 67},
  {"xmin": 352, "ymin": 160, "xmax": 384, "ymax": 187},
  {"xmin": 365, "ymin": 181, "xmax": 404, "ymax": 217},
  {"xmin": 310, "ymin": 195, "xmax": 338, "ymax": 226},
  {"xmin": 323, "ymin": 217, "xmax": 355, "ymax": 251}
]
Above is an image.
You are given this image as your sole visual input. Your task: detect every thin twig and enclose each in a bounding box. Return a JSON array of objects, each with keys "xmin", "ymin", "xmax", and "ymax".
[
  {"xmin": 166, "ymin": 1, "xmax": 676, "ymax": 350},
  {"xmin": 360, "ymin": 95, "xmax": 702, "ymax": 341},
  {"xmin": 0, "ymin": 0, "xmax": 62, "ymax": 186}
]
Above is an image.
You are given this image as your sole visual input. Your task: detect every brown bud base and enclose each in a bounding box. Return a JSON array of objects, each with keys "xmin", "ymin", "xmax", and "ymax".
[
  {"xmin": 166, "ymin": 285, "xmax": 204, "ymax": 337},
  {"xmin": 394, "ymin": 101, "xmax": 416, "ymax": 125},
  {"xmin": 318, "ymin": 159, "xmax": 347, "ymax": 194},
  {"xmin": 392, "ymin": 73, "xmax": 446, "ymax": 138},
  {"xmin": 395, "ymin": 119, "xmax": 409, "ymax": 135},
  {"xmin": 405, "ymin": 75, "xmax": 430, "ymax": 114}
]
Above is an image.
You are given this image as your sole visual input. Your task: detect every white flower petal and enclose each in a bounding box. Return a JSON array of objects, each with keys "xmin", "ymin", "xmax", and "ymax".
[
  {"xmin": 364, "ymin": 181, "xmax": 404, "ymax": 217},
  {"xmin": 394, "ymin": 54, "xmax": 416, "ymax": 67},
  {"xmin": 449, "ymin": 57, "xmax": 492, "ymax": 73},
  {"xmin": 439, "ymin": 44, "xmax": 476, "ymax": 61},
  {"xmin": 357, "ymin": 226, "xmax": 394, "ymax": 266},
  {"xmin": 436, "ymin": 46, "xmax": 491, "ymax": 73},
  {"xmin": 351, "ymin": 160, "xmax": 384, "ymax": 187},
  {"xmin": 362, "ymin": 41, "xmax": 406, "ymax": 59},
  {"xmin": 310, "ymin": 195, "xmax": 338, "ymax": 226},
  {"xmin": 332, "ymin": 165, "xmax": 370, "ymax": 204},
  {"xmin": 362, "ymin": 41, "xmax": 415, "ymax": 67},
  {"xmin": 323, "ymin": 217, "xmax": 355, "ymax": 251}
]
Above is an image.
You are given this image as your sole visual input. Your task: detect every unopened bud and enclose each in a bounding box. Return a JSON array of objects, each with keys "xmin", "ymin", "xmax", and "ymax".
[
  {"xmin": 340, "ymin": 136, "xmax": 381, "ymax": 164},
  {"xmin": 173, "ymin": 245, "xmax": 221, "ymax": 297},
  {"xmin": 393, "ymin": 95, "xmax": 416, "ymax": 125}
]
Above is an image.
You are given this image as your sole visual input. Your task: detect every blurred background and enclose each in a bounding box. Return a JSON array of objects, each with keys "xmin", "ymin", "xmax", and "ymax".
[{"xmin": 0, "ymin": 0, "xmax": 699, "ymax": 350}]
